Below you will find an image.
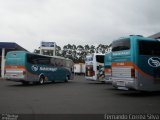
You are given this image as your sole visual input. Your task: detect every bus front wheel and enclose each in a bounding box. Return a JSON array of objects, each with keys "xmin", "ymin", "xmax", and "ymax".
[{"xmin": 39, "ymin": 77, "xmax": 44, "ymax": 85}]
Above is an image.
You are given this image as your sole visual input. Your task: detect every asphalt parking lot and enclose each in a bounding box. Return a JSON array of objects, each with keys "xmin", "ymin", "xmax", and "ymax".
[{"xmin": 0, "ymin": 75, "xmax": 160, "ymax": 119}]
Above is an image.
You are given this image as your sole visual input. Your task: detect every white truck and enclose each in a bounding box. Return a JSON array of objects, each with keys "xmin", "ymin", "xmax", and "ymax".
[{"xmin": 74, "ymin": 63, "xmax": 85, "ymax": 75}]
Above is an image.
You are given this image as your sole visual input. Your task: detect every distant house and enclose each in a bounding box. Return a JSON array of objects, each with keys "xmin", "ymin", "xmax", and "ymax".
[{"xmin": 0, "ymin": 42, "xmax": 28, "ymax": 78}]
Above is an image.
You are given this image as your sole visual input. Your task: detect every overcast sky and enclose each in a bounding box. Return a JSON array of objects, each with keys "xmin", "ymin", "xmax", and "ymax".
[{"xmin": 0, "ymin": 0, "xmax": 160, "ymax": 52}]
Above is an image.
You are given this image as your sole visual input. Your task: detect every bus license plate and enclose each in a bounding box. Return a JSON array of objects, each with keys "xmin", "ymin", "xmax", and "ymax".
[
  {"xmin": 11, "ymin": 74, "xmax": 18, "ymax": 78},
  {"xmin": 117, "ymin": 81, "xmax": 125, "ymax": 86}
]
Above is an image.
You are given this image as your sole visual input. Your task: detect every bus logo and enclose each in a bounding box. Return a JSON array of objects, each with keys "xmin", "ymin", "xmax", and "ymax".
[
  {"xmin": 148, "ymin": 57, "xmax": 160, "ymax": 67},
  {"xmin": 32, "ymin": 65, "xmax": 39, "ymax": 71}
]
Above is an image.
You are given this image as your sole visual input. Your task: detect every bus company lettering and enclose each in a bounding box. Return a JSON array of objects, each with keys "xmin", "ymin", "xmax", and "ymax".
[
  {"xmin": 117, "ymin": 62, "xmax": 125, "ymax": 66},
  {"xmin": 40, "ymin": 67, "xmax": 57, "ymax": 72},
  {"xmin": 112, "ymin": 61, "xmax": 134, "ymax": 67},
  {"xmin": 11, "ymin": 66, "xmax": 17, "ymax": 68},
  {"xmin": 112, "ymin": 51, "xmax": 130, "ymax": 56}
]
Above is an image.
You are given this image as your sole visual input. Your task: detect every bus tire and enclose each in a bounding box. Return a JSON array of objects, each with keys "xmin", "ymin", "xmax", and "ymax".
[
  {"xmin": 65, "ymin": 75, "xmax": 69, "ymax": 82},
  {"xmin": 39, "ymin": 76, "xmax": 44, "ymax": 85}
]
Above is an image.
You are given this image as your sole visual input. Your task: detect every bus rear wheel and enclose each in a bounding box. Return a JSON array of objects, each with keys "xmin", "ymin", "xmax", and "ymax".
[
  {"xmin": 65, "ymin": 76, "xmax": 69, "ymax": 82},
  {"xmin": 39, "ymin": 77, "xmax": 44, "ymax": 85}
]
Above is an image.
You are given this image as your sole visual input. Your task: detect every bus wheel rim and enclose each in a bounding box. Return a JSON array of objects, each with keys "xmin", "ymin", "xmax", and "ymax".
[{"xmin": 40, "ymin": 78, "xmax": 44, "ymax": 84}]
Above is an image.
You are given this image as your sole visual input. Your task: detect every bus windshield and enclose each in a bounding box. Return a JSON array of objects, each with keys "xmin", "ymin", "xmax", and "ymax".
[
  {"xmin": 112, "ymin": 39, "xmax": 130, "ymax": 51},
  {"xmin": 27, "ymin": 54, "xmax": 51, "ymax": 65},
  {"xmin": 139, "ymin": 40, "xmax": 160, "ymax": 55},
  {"xmin": 96, "ymin": 55, "xmax": 104, "ymax": 63},
  {"xmin": 85, "ymin": 55, "xmax": 93, "ymax": 61}
]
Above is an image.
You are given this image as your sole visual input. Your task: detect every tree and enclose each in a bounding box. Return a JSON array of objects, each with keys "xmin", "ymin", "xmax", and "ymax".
[
  {"xmin": 63, "ymin": 45, "xmax": 68, "ymax": 51},
  {"xmin": 84, "ymin": 45, "xmax": 90, "ymax": 54},
  {"xmin": 77, "ymin": 45, "xmax": 84, "ymax": 50},
  {"xmin": 33, "ymin": 42, "xmax": 110, "ymax": 63},
  {"xmin": 72, "ymin": 44, "xmax": 77, "ymax": 51},
  {"xmin": 84, "ymin": 45, "xmax": 90, "ymax": 50},
  {"xmin": 55, "ymin": 45, "xmax": 61, "ymax": 56},
  {"xmin": 90, "ymin": 45, "xmax": 95, "ymax": 53}
]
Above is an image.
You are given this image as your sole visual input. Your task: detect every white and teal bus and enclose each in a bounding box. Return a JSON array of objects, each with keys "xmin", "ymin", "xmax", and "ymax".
[
  {"xmin": 4, "ymin": 51, "xmax": 74, "ymax": 85},
  {"xmin": 111, "ymin": 35, "xmax": 160, "ymax": 91}
]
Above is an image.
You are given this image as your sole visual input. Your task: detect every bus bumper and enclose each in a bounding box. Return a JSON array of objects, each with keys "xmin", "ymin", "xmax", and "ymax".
[
  {"xmin": 104, "ymin": 76, "xmax": 112, "ymax": 83},
  {"xmin": 4, "ymin": 75, "xmax": 26, "ymax": 82},
  {"xmin": 112, "ymin": 77, "xmax": 135, "ymax": 89}
]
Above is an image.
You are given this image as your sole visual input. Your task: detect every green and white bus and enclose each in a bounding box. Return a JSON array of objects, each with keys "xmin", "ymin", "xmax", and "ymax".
[{"xmin": 4, "ymin": 51, "xmax": 74, "ymax": 84}]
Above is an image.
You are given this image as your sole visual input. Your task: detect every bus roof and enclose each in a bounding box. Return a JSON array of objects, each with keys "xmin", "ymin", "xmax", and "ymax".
[
  {"xmin": 7, "ymin": 50, "xmax": 29, "ymax": 55},
  {"xmin": 113, "ymin": 35, "xmax": 158, "ymax": 42},
  {"xmin": 7, "ymin": 51, "xmax": 73, "ymax": 61}
]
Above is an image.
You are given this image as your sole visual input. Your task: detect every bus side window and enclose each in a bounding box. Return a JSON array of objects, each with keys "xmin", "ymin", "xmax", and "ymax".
[
  {"xmin": 54, "ymin": 58, "xmax": 58, "ymax": 66},
  {"xmin": 60, "ymin": 60, "xmax": 64, "ymax": 67},
  {"xmin": 50, "ymin": 58, "xmax": 55, "ymax": 66},
  {"xmin": 27, "ymin": 54, "xmax": 38, "ymax": 64},
  {"xmin": 36, "ymin": 56, "xmax": 50, "ymax": 65},
  {"xmin": 32, "ymin": 59, "xmax": 38, "ymax": 64},
  {"xmin": 27, "ymin": 54, "xmax": 32, "ymax": 64},
  {"xmin": 62, "ymin": 60, "xmax": 65, "ymax": 67},
  {"xmin": 59, "ymin": 59, "xmax": 63, "ymax": 67}
]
